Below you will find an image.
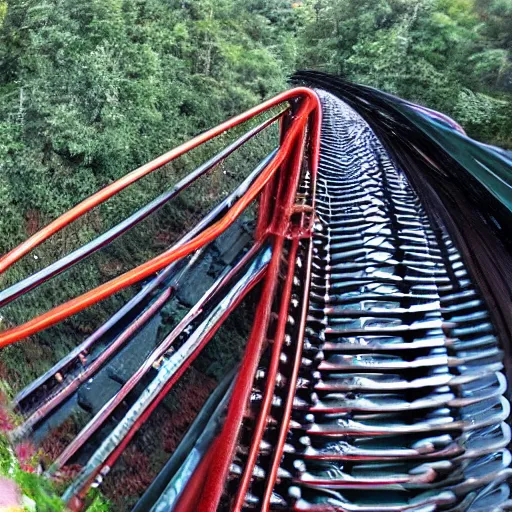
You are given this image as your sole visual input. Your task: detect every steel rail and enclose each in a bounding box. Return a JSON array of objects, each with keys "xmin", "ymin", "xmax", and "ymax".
[
  {"xmin": 21, "ymin": 305, "xmax": 201, "ymax": 439},
  {"xmin": 262, "ymin": 236, "xmax": 314, "ymax": 510},
  {"xmin": 10, "ymin": 288, "xmax": 172, "ymax": 441},
  {"xmin": 173, "ymin": 438, "xmax": 218, "ymax": 511},
  {"xmin": 232, "ymin": 238, "xmax": 299, "ymax": 510},
  {"xmin": 196, "ymin": 91, "xmax": 322, "ymax": 511},
  {"xmin": 0, "ymin": 91, "xmax": 318, "ymax": 348},
  {"xmin": 231, "ymin": 119, "xmax": 308, "ymax": 510},
  {"xmin": 0, "ymin": 113, "xmax": 282, "ymax": 310},
  {"xmin": 196, "ymin": 233, "xmax": 287, "ymax": 511},
  {"xmin": 63, "ymin": 251, "xmax": 270, "ymax": 511},
  {"xmin": 260, "ymin": 113, "xmax": 319, "ymax": 510}
]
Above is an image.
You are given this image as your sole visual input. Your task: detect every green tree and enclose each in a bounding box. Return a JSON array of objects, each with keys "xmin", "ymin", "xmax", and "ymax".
[{"xmin": 297, "ymin": 0, "xmax": 512, "ymax": 147}]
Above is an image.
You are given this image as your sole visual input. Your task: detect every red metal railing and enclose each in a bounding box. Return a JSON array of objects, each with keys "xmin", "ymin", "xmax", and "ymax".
[
  {"xmin": 191, "ymin": 93, "xmax": 321, "ymax": 511},
  {"xmin": 0, "ymin": 87, "xmax": 320, "ymax": 349},
  {"xmin": 0, "ymin": 87, "xmax": 321, "ymax": 510}
]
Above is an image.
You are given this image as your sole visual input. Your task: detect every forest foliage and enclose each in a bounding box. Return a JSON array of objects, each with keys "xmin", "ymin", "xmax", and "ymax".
[{"xmin": 0, "ymin": 0, "xmax": 510, "ymax": 254}]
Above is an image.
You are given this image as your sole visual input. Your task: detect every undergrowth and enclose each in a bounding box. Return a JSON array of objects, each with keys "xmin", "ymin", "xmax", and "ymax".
[{"xmin": 0, "ymin": 386, "xmax": 110, "ymax": 511}]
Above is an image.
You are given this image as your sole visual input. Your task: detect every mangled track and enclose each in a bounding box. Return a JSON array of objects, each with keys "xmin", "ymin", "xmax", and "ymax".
[{"xmin": 230, "ymin": 91, "xmax": 511, "ymax": 511}]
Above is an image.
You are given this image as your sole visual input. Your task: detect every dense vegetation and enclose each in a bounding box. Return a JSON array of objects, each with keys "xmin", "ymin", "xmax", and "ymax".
[{"xmin": 0, "ymin": 0, "xmax": 510, "ymax": 256}]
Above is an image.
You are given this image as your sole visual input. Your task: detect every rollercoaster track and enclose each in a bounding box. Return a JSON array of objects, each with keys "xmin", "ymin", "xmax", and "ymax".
[
  {"xmin": 207, "ymin": 90, "xmax": 512, "ymax": 512},
  {"xmin": 1, "ymin": 79, "xmax": 511, "ymax": 511}
]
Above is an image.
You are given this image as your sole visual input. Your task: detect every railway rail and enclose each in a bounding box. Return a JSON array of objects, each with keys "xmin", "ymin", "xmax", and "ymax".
[{"xmin": 0, "ymin": 74, "xmax": 511, "ymax": 511}]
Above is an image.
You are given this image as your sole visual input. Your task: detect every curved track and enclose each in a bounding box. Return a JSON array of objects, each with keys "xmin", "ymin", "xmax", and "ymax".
[
  {"xmin": 224, "ymin": 91, "xmax": 511, "ymax": 511},
  {"xmin": 0, "ymin": 85, "xmax": 510, "ymax": 512}
]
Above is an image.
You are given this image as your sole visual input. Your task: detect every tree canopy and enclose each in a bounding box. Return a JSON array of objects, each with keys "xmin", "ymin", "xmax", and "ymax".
[
  {"xmin": 298, "ymin": 0, "xmax": 511, "ymax": 146},
  {"xmin": 0, "ymin": 0, "xmax": 510, "ymax": 254}
]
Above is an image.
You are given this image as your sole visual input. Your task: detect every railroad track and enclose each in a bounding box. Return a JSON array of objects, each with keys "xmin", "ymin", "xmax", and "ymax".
[
  {"xmin": 223, "ymin": 91, "xmax": 511, "ymax": 511},
  {"xmin": 0, "ymin": 83, "xmax": 510, "ymax": 511}
]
